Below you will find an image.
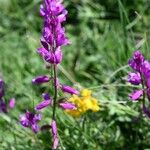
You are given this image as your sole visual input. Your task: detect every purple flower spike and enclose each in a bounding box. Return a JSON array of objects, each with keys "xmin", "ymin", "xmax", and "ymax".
[
  {"xmin": 59, "ymin": 102, "xmax": 76, "ymax": 110},
  {"xmin": 9, "ymin": 98, "xmax": 15, "ymax": 109},
  {"xmin": 143, "ymin": 105, "xmax": 150, "ymax": 118},
  {"xmin": 61, "ymin": 85, "xmax": 79, "ymax": 95},
  {"xmin": 51, "ymin": 120, "xmax": 59, "ymax": 150},
  {"xmin": 128, "ymin": 72, "xmax": 141, "ymax": 85},
  {"xmin": 128, "ymin": 50, "xmax": 144, "ymax": 71},
  {"xmin": 0, "ymin": 79, "xmax": 5, "ymax": 99},
  {"xmin": 129, "ymin": 90, "xmax": 143, "ymax": 101},
  {"xmin": 32, "ymin": 75, "xmax": 50, "ymax": 84}
]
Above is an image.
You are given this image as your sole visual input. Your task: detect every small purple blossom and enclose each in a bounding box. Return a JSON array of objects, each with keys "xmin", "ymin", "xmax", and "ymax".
[
  {"xmin": 32, "ymin": 75, "xmax": 50, "ymax": 84},
  {"xmin": 61, "ymin": 85, "xmax": 79, "ymax": 95},
  {"xmin": 128, "ymin": 50, "xmax": 144, "ymax": 71},
  {"xmin": 20, "ymin": 111, "xmax": 41, "ymax": 133},
  {"xmin": 35, "ymin": 100, "xmax": 52, "ymax": 110},
  {"xmin": 59, "ymin": 102, "xmax": 76, "ymax": 110},
  {"xmin": 0, "ymin": 100, "xmax": 7, "ymax": 113},
  {"xmin": 51, "ymin": 120, "xmax": 59, "ymax": 150},
  {"xmin": 129, "ymin": 90, "xmax": 143, "ymax": 101},
  {"xmin": 128, "ymin": 72, "xmax": 141, "ymax": 85},
  {"xmin": 9, "ymin": 98, "xmax": 15, "ymax": 109}
]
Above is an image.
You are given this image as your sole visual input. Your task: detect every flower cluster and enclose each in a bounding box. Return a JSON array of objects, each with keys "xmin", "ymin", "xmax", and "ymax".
[
  {"xmin": 20, "ymin": 0, "xmax": 79, "ymax": 149},
  {"xmin": 128, "ymin": 50, "xmax": 150, "ymax": 117},
  {"xmin": 0, "ymin": 79, "xmax": 15, "ymax": 113},
  {"xmin": 66, "ymin": 89, "xmax": 100, "ymax": 117}
]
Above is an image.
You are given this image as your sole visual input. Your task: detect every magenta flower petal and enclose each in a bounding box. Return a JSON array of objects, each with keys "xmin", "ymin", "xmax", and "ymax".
[
  {"xmin": 128, "ymin": 50, "xmax": 144, "ymax": 71},
  {"xmin": 20, "ymin": 115, "xmax": 30, "ymax": 127},
  {"xmin": 9, "ymin": 98, "xmax": 15, "ymax": 109},
  {"xmin": 54, "ymin": 47, "xmax": 63, "ymax": 64},
  {"xmin": 51, "ymin": 120, "xmax": 57, "ymax": 136},
  {"xmin": 128, "ymin": 72, "xmax": 141, "ymax": 85},
  {"xmin": 31, "ymin": 124, "xmax": 40, "ymax": 133},
  {"xmin": 32, "ymin": 75, "xmax": 50, "ymax": 84},
  {"xmin": 53, "ymin": 137, "xmax": 59, "ymax": 150},
  {"xmin": 59, "ymin": 102, "xmax": 76, "ymax": 110},
  {"xmin": 129, "ymin": 90, "xmax": 143, "ymax": 101},
  {"xmin": 61, "ymin": 85, "xmax": 79, "ymax": 95},
  {"xmin": 35, "ymin": 100, "xmax": 52, "ymax": 110}
]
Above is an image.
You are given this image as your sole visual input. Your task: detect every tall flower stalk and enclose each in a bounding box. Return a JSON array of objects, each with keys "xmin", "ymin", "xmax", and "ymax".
[
  {"xmin": 20, "ymin": 0, "xmax": 79, "ymax": 149},
  {"xmin": 128, "ymin": 50, "xmax": 150, "ymax": 118}
]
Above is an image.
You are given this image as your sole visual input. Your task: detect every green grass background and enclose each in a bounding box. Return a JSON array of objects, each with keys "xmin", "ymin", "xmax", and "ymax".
[{"xmin": 0, "ymin": 0, "xmax": 150, "ymax": 149}]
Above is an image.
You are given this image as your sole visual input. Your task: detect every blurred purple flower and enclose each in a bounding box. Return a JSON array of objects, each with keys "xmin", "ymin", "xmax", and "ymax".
[
  {"xmin": 59, "ymin": 102, "xmax": 76, "ymax": 110},
  {"xmin": 129, "ymin": 90, "xmax": 143, "ymax": 101},
  {"xmin": 61, "ymin": 85, "xmax": 79, "ymax": 95},
  {"xmin": 9, "ymin": 98, "xmax": 15, "ymax": 109},
  {"xmin": 0, "ymin": 100, "xmax": 7, "ymax": 113},
  {"xmin": 128, "ymin": 50, "xmax": 144, "ymax": 71},
  {"xmin": 32, "ymin": 75, "xmax": 50, "ymax": 84},
  {"xmin": 20, "ymin": 111, "xmax": 41, "ymax": 133},
  {"xmin": 128, "ymin": 72, "xmax": 141, "ymax": 85},
  {"xmin": 51, "ymin": 120, "xmax": 59, "ymax": 150}
]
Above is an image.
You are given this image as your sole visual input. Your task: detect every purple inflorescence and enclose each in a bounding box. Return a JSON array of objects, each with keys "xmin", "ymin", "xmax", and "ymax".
[
  {"xmin": 20, "ymin": 0, "xmax": 79, "ymax": 149},
  {"xmin": 128, "ymin": 50, "xmax": 150, "ymax": 118}
]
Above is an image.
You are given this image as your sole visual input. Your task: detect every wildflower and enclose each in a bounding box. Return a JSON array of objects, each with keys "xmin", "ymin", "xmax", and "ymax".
[
  {"xmin": 129, "ymin": 90, "xmax": 143, "ymax": 101},
  {"xmin": 51, "ymin": 120, "xmax": 59, "ymax": 150},
  {"xmin": 128, "ymin": 72, "xmax": 141, "ymax": 85},
  {"xmin": 9, "ymin": 98, "xmax": 15, "ymax": 109},
  {"xmin": 66, "ymin": 89, "xmax": 100, "ymax": 117},
  {"xmin": 32, "ymin": 75, "xmax": 50, "ymax": 84},
  {"xmin": 35, "ymin": 93, "xmax": 52, "ymax": 110},
  {"xmin": 20, "ymin": 111, "xmax": 41, "ymax": 133},
  {"xmin": 61, "ymin": 85, "xmax": 79, "ymax": 95},
  {"xmin": 0, "ymin": 100, "xmax": 7, "ymax": 113},
  {"xmin": 59, "ymin": 102, "xmax": 76, "ymax": 110},
  {"xmin": 128, "ymin": 50, "xmax": 150, "ymax": 118}
]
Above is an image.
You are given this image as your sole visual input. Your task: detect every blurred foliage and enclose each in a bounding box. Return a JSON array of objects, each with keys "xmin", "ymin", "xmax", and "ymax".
[{"xmin": 0, "ymin": 0, "xmax": 150, "ymax": 149}]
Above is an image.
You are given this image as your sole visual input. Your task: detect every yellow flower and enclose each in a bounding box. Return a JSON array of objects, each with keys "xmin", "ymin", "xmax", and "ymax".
[{"xmin": 65, "ymin": 89, "xmax": 100, "ymax": 117}]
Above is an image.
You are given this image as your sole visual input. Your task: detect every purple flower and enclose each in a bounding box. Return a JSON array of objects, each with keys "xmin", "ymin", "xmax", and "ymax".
[
  {"xmin": 32, "ymin": 75, "xmax": 50, "ymax": 84},
  {"xmin": 128, "ymin": 72, "xmax": 141, "ymax": 85},
  {"xmin": 61, "ymin": 85, "xmax": 79, "ymax": 95},
  {"xmin": 59, "ymin": 102, "xmax": 76, "ymax": 110},
  {"xmin": 35, "ymin": 93, "xmax": 52, "ymax": 110},
  {"xmin": 0, "ymin": 79, "xmax": 5, "ymax": 99},
  {"xmin": 9, "ymin": 98, "xmax": 15, "ymax": 109},
  {"xmin": 128, "ymin": 50, "xmax": 144, "ymax": 71},
  {"xmin": 129, "ymin": 90, "xmax": 143, "ymax": 101},
  {"xmin": 51, "ymin": 120, "xmax": 59, "ymax": 150},
  {"xmin": 20, "ymin": 111, "xmax": 41, "ymax": 133},
  {"xmin": 0, "ymin": 100, "xmax": 7, "ymax": 113},
  {"xmin": 44, "ymin": 47, "xmax": 63, "ymax": 64},
  {"xmin": 143, "ymin": 105, "xmax": 150, "ymax": 118}
]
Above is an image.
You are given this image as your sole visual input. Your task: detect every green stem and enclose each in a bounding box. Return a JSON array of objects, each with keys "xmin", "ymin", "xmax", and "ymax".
[{"xmin": 52, "ymin": 64, "xmax": 58, "ymax": 120}]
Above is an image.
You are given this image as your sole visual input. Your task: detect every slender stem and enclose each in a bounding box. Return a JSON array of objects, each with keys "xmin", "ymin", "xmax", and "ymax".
[
  {"xmin": 52, "ymin": 64, "xmax": 58, "ymax": 120},
  {"xmin": 140, "ymin": 72, "xmax": 145, "ymax": 107}
]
